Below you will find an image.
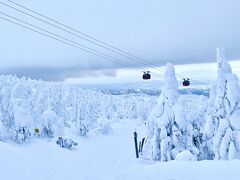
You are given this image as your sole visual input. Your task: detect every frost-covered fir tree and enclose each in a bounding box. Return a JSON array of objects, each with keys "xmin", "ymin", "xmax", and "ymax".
[
  {"xmin": 11, "ymin": 83, "xmax": 33, "ymax": 128},
  {"xmin": 11, "ymin": 83, "xmax": 33, "ymax": 143},
  {"xmin": 142, "ymin": 63, "xmax": 203, "ymax": 161},
  {"xmin": 0, "ymin": 73, "xmax": 158, "ymax": 143},
  {"xmin": 203, "ymin": 47, "xmax": 240, "ymax": 160},
  {"xmin": 142, "ymin": 63, "xmax": 179, "ymax": 161},
  {"xmin": 173, "ymin": 95, "xmax": 207, "ymax": 160},
  {"xmin": 0, "ymin": 85, "xmax": 15, "ymax": 129},
  {"xmin": 41, "ymin": 98, "xmax": 64, "ymax": 138}
]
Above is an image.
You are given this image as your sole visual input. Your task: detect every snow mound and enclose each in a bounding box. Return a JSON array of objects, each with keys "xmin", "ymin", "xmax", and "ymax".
[{"xmin": 175, "ymin": 150, "xmax": 197, "ymax": 161}]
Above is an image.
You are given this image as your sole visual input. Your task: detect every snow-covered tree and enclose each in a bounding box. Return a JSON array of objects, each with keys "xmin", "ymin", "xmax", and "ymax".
[
  {"xmin": 11, "ymin": 83, "xmax": 33, "ymax": 128},
  {"xmin": 203, "ymin": 47, "xmax": 240, "ymax": 160},
  {"xmin": 142, "ymin": 63, "xmax": 208, "ymax": 161},
  {"xmin": 0, "ymin": 85, "xmax": 15, "ymax": 129},
  {"xmin": 0, "ymin": 73, "xmax": 162, "ymax": 144},
  {"xmin": 173, "ymin": 95, "xmax": 207, "ymax": 160},
  {"xmin": 142, "ymin": 63, "xmax": 179, "ymax": 161},
  {"xmin": 41, "ymin": 98, "xmax": 64, "ymax": 138},
  {"xmin": 11, "ymin": 83, "xmax": 34, "ymax": 143}
]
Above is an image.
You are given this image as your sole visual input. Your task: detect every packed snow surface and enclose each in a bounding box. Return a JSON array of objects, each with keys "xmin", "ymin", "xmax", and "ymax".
[{"xmin": 1, "ymin": 119, "xmax": 240, "ymax": 180}]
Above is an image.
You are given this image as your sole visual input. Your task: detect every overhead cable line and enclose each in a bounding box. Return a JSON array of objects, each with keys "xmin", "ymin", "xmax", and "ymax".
[
  {"xmin": 0, "ymin": 1, "xmax": 166, "ymax": 79},
  {"xmin": 2, "ymin": 1, "xmax": 204, "ymax": 85},
  {"xmin": 1, "ymin": 1, "xmax": 205, "ymax": 85},
  {"xmin": 0, "ymin": 15, "xmax": 164, "ymax": 79},
  {"xmin": 3, "ymin": 0, "xmax": 195, "ymax": 82},
  {"xmin": 6, "ymin": 0, "xmax": 168, "ymax": 75}
]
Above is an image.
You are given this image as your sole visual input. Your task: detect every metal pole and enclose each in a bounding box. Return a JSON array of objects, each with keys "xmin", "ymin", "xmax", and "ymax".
[{"xmin": 134, "ymin": 131, "xmax": 139, "ymax": 158}]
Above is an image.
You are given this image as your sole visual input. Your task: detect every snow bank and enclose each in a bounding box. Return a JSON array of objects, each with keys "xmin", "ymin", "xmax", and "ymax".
[
  {"xmin": 175, "ymin": 150, "xmax": 197, "ymax": 161},
  {"xmin": 1, "ymin": 119, "xmax": 240, "ymax": 180}
]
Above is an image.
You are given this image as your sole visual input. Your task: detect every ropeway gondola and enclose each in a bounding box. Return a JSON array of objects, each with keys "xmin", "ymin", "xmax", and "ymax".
[{"xmin": 143, "ymin": 71, "xmax": 151, "ymax": 80}]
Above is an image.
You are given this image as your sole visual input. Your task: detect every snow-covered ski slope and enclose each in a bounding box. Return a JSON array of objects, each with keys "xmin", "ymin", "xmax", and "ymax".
[
  {"xmin": 1, "ymin": 47, "xmax": 240, "ymax": 180},
  {"xmin": 1, "ymin": 116, "xmax": 240, "ymax": 180},
  {"xmin": 0, "ymin": 76, "xmax": 239, "ymax": 180}
]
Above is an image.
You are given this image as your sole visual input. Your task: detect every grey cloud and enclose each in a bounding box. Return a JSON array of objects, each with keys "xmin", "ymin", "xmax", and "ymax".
[
  {"xmin": 1, "ymin": 0, "xmax": 240, "ymax": 81},
  {"xmin": 0, "ymin": 66, "xmax": 117, "ymax": 81}
]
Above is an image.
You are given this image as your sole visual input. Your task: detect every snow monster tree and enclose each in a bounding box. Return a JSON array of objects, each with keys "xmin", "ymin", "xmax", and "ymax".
[
  {"xmin": 203, "ymin": 47, "xmax": 240, "ymax": 160},
  {"xmin": 142, "ymin": 63, "xmax": 177, "ymax": 161},
  {"xmin": 142, "ymin": 63, "xmax": 202, "ymax": 161}
]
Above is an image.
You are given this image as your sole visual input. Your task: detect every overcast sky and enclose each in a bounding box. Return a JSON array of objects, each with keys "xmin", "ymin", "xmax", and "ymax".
[{"xmin": 0, "ymin": 0, "xmax": 240, "ymax": 82}]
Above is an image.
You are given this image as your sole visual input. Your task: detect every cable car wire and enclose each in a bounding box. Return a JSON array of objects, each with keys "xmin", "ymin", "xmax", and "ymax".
[
  {"xmin": 6, "ymin": 0, "xmax": 168, "ymax": 75},
  {"xmin": 0, "ymin": 14, "xmax": 202, "ymax": 84},
  {"xmin": 0, "ymin": 2, "xmax": 166, "ymax": 79},
  {"xmin": 3, "ymin": 0, "xmax": 204, "ymax": 85},
  {"xmin": 0, "ymin": 1, "xmax": 206, "ymax": 85},
  {"xmin": 0, "ymin": 14, "xmax": 164, "ymax": 79},
  {"xmin": 0, "ymin": 1, "xmax": 165, "ymax": 75}
]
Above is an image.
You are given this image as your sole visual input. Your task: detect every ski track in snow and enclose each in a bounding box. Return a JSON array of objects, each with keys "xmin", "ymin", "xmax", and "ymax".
[{"xmin": 1, "ymin": 119, "xmax": 240, "ymax": 180}]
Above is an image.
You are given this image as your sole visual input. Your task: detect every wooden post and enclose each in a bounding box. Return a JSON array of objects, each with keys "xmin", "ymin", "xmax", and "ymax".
[{"xmin": 134, "ymin": 131, "xmax": 139, "ymax": 158}]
